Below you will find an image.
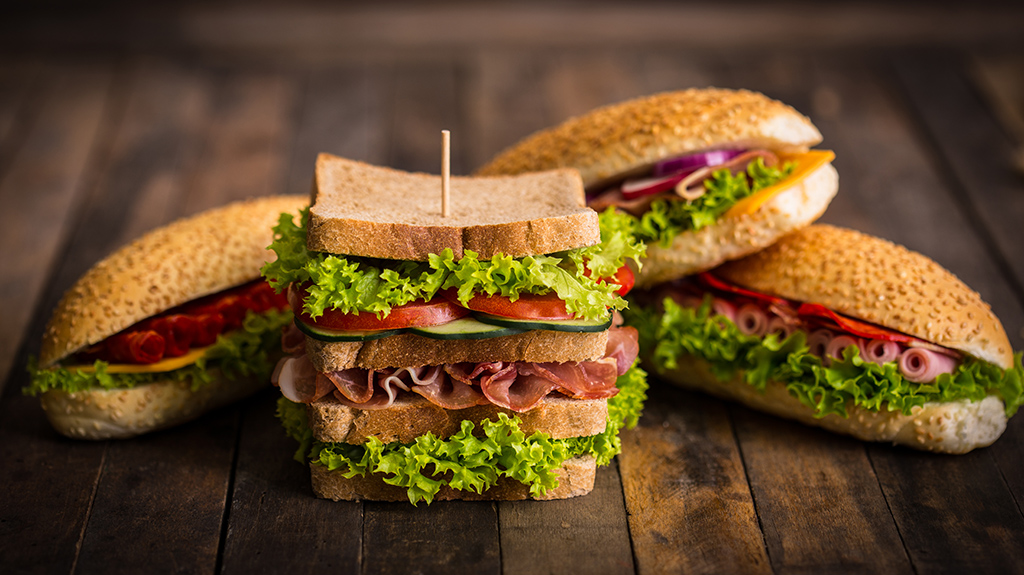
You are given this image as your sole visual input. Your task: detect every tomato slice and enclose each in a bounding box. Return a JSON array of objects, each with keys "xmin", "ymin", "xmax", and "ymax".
[
  {"xmin": 581, "ymin": 262, "xmax": 635, "ymax": 296},
  {"xmin": 289, "ymin": 283, "xmax": 470, "ymax": 331},
  {"xmin": 437, "ymin": 288, "xmax": 574, "ymax": 320}
]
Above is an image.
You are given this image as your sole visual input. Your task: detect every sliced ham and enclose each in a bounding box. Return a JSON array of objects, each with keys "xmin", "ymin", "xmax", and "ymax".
[
  {"xmin": 324, "ymin": 368, "xmax": 376, "ymax": 404},
  {"xmin": 825, "ymin": 335, "xmax": 863, "ymax": 361},
  {"xmin": 898, "ymin": 347, "xmax": 958, "ymax": 383},
  {"xmin": 411, "ymin": 368, "xmax": 490, "ymax": 410},
  {"xmin": 864, "ymin": 339, "xmax": 901, "ymax": 365},
  {"xmin": 520, "ymin": 359, "xmax": 618, "ymax": 400},
  {"xmin": 281, "ymin": 321, "xmax": 305, "ymax": 355},
  {"xmin": 807, "ymin": 329, "xmax": 834, "ymax": 358},
  {"xmin": 735, "ymin": 304, "xmax": 768, "ymax": 337},
  {"xmin": 605, "ymin": 326, "xmax": 639, "ymax": 375},
  {"xmin": 479, "ymin": 363, "xmax": 549, "ymax": 412},
  {"xmin": 274, "ymin": 354, "xmax": 325, "ymax": 403}
]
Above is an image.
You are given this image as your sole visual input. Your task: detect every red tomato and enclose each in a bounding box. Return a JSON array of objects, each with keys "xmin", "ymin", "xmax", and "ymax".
[
  {"xmin": 585, "ymin": 263, "xmax": 635, "ymax": 296},
  {"xmin": 289, "ymin": 283, "xmax": 470, "ymax": 330},
  {"xmin": 437, "ymin": 288, "xmax": 573, "ymax": 320}
]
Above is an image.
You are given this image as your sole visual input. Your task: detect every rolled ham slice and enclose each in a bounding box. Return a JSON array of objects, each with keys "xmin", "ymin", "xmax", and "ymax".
[
  {"xmin": 712, "ymin": 298, "xmax": 737, "ymax": 323},
  {"xmin": 766, "ymin": 316, "xmax": 795, "ymax": 339},
  {"xmin": 898, "ymin": 347, "xmax": 958, "ymax": 383},
  {"xmin": 825, "ymin": 335, "xmax": 863, "ymax": 361},
  {"xmin": 735, "ymin": 304, "xmax": 768, "ymax": 337},
  {"xmin": 807, "ymin": 329, "xmax": 834, "ymax": 358},
  {"xmin": 863, "ymin": 339, "xmax": 901, "ymax": 366}
]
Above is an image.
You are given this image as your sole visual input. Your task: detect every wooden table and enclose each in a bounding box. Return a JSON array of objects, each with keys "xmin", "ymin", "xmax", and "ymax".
[{"xmin": 3, "ymin": 4, "xmax": 1024, "ymax": 574}]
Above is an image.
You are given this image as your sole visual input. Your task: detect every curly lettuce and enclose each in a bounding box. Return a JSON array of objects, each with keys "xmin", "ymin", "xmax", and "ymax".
[
  {"xmin": 628, "ymin": 298, "xmax": 1024, "ymax": 418},
  {"xmin": 261, "ymin": 209, "xmax": 644, "ymax": 322},
  {"xmin": 25, "ymin": 308, "xmax": 292, "ymax": 396},
  {"xmin": 619, "ymin": 157, "xmax": 794, "ymax": 248},
  {"xmin": 278, "ymin": 364, "xmax": 648, "ymax": 505}
]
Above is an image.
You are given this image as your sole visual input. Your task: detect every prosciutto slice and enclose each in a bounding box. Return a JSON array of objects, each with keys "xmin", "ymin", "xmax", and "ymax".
[
  {"xmin": 281, "ymin": 322, "xmax": 306, "ymax": 355},
  {"xmin": 898, "ymin": 348, "xmax": 958, "ymax": 383},
  {"xmin": 520, "ymin": 359, "xmax": 619, "ymax": 400},
  {"xmin": 413, "ymin": 367, "xmax": 490, "ymax": 409},
  {"xmin": 480, "ymin": 366, "xmax": 555, "ymax": 413},
  {"xmin": 274, "ymin": 354, "xmax": 331, "ymax": 403},
  {"xmin": 605, "ymin": 326, "xmax": 639, "ymax": 375}
]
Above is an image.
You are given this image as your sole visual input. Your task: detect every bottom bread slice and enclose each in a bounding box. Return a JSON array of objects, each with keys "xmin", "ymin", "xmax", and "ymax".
[
  {"xmin": 40, "ymin": 368, "xmax": 266, "ymax": 440},
  {"xmin": 656, "ymin": 354, "xmax": 1007, "ymax": 454},
  {"xmin": 310, "ymin": 454, "xmax": 597, "ymax": 502}
]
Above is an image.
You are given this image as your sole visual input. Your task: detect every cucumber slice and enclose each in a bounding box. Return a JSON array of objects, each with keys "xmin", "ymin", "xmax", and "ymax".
[
  {"xmin": 472, "ymin": 312, "xmax": 612, "ymax": 332},
  {"xmin": 409, "ymin": 317, "xmax": 525, "ymax": 340},
  {"xmin": 293, "ymin": 318, "xmax": 407, "ymax": 342}
]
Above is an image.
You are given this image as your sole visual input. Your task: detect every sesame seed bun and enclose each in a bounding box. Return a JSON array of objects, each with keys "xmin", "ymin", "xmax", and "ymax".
[
  {"xmin": 714, "ymin": 225, "xmax": 1014, "ymax": 369},
  {"xmin": 39, "ymin": 195, "xmax": 307, "ymax": 367},
  {"xmin": 476, "ymin": 88, "xmax": 822, "ymax": 189},
  {"xmin": 656, "ymin": 355, "xmax": 1006, "ymax": 454}
]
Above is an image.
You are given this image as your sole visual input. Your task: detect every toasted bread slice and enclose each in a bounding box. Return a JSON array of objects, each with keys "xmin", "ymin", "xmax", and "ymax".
[
  {"xmin": 304, "ymin": 329, "xmax": 610, "ymax": 372},
  {"xmin": 308, "ymin": 154, "xmax": 599, "ymax": 260},
  {"xmin": 310, "ymin": 454, "xmax": 597, "ymax": 501},
  {"xmin": 307, "ymin": 393, "xmax": 608, "ymax": 444}
]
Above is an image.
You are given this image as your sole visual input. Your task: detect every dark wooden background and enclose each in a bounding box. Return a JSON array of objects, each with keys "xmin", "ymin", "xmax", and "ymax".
[{"xmin": 3, "ymin": 2, "xmax": 1024, "ymax": 573}]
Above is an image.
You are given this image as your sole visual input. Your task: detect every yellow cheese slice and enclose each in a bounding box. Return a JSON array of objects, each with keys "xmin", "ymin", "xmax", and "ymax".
[
  {"xmin": 723, "ymin": 150, "xmax": 835, "ymax": 218},
  {"xmin": 63, "ymin": 345, "xmax": 212, "ymax": 374}
]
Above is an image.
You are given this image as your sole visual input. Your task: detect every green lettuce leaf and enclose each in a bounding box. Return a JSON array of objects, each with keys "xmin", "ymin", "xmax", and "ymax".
[
  {"xmin": 277, "ymin": 363, "xmax": 648, "ymax": 505},
  {"xmin": 628, "ymin": 298, "xmax": 1024, "ymax": 418},
  {"xmin": 24, "ymin": 308, "xmax": 292, "ymax": 396},
  {"xmin": 619, "ymin": 157, "xmax": 795, "ymax": 248},
  {"xmin": 261, "ymin": 209, "xmax": 643, "ymax": 322}
]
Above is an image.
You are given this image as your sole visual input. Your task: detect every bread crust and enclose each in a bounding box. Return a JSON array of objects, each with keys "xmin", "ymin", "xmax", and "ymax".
[
  {"xmin": 305, "ymin": 329, "xmax": 609, "ymax": 372},
  {"xmin": 309, "ymin": 154, "xmax": 599, "ymax": 260},
  {"xmin": 636, "ymin": 161, "xmax": 838, "ymax": 288},
  {"xmin": 653, "ymin": 355, "xmax": 1007, "ymax": 454},
  {"xmin": 40, "ymin": 195, "xmax": 308, "ymax": 367},
  {"xmin": 715, "ymin": 225, "xmax": 1014, "ymax": 369},
  {"xmin": 38, "ymin": 368, "xmax": 265, "ymax": 440},
  {"xmin": 310, "ymin": 454, "xmax": 596, "ymax": 502},
  {"xmin": 476, "ymin": 88, "xmax": 821, "ymax": 189},
  {"xmin": 307, "ymin": 393, "xmax": 608, "ymax": 444}
]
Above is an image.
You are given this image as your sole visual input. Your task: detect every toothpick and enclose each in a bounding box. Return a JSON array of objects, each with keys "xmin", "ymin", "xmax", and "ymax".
[{"xmin": 441, "ymin": 130, "xmax": 451, "ymax": 217}]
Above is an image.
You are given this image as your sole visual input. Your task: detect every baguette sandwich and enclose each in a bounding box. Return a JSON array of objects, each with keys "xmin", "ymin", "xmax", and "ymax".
[
  {"xmin": 265, "ymin": 154, "xmax": 648, "ymax": 504},
  {"xmin": 629, "ymin": 225, "xmax": 1023, "ymax": 453},
  {"xmin": 26, "ymin": 196, "xmax": 307, "ymax": 439},
  {"xmin": 476, "ymin": 88, "xmax": 839, "ymax": 288}
]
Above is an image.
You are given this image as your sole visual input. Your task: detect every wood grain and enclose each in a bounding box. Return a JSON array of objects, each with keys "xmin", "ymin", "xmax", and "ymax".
[
  {"xmin": 0, "ymin": 63, "xmax": 112, "ymax": 395},
  {"xmin": 362, "ymin": 501, "xmax": 500, "ymax": 575},
  {"xmin": 619, "ymin": 384, "xmax": 769, "ymax": 575},
  {"xmin": 735, "ymin": 409, "xmax": 913, "ymax": 574},
  {"xmin": 499, "ymin": 461, "xmax": 634, "ymax": 575},
  {"xmin": 284, "ymin": 65, "xmax": 390, "ymax": 195},
  {"xmin": 221, "ymin": 391, "xmax": 362, "ymax": 575},
  {"xmin": 386, "ymin": 61, "xmax": 464, "ymax": 176},
  {"xmin": 181, "ymin": 70, "xmax": 297, "ymax": 215}
]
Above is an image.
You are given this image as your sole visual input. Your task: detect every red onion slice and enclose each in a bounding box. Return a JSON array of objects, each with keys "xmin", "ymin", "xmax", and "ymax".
[
  {"xmin": 620, "ymin": 170, "xmax": 696, "ymax": 199},
  {"xmin": 652, "ymin": 149, "xmax": 745, "ymax": 177}
]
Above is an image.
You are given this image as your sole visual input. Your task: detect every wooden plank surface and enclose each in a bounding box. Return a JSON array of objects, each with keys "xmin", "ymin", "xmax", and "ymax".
[
  {"xmin": 0, "ymin": 63, "xmax": 113, "ymax": 394},
  {"xmin": 220, "ymin": 392, "xmax": 362, "ymax": 575},
  {"xmin": 2, "ymin": 18, "xmax": 1024, "ymax": 574},
  {"xmin": 619, "ymin": 386, "xmax": 770, "ymax": 575},
  {"xmin": 499, "ymin": 462, "xmax": 635, "ymax": 575}
]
